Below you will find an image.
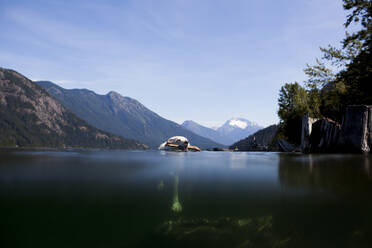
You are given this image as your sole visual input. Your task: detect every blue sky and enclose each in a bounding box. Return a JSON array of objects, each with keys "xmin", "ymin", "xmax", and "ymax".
[{"xmin": 0, "ymin": 0, "xmax": 350, "ymax": 127}]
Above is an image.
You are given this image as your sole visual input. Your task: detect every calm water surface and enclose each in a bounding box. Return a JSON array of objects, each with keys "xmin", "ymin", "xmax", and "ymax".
[{"xmin": 1, "ymin": 150, "xmax": 372, "ymax": 247}]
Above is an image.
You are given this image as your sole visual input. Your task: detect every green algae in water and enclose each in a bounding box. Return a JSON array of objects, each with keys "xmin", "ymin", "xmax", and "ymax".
[{"xmin": 151, "ymin": 216, "xmax": 290, "ymax": 248}]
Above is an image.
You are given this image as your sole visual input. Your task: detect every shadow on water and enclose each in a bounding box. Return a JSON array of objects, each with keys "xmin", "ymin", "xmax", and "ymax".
[
  {"xmin": 275, "ymin": 153, "xmax": 372, "ymax": 248},
  {"xmin": 1, "ymin": 150, "xmax": 372, "ymax": 247},
  {"xmin": 144, "ymin": 153, "xmax": 372, "ymax": 248}
]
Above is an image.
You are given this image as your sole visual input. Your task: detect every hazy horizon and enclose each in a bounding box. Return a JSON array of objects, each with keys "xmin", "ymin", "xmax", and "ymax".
[{"xmin": 0, "ymin": 0, "xmax": 351, "ymax": 127}]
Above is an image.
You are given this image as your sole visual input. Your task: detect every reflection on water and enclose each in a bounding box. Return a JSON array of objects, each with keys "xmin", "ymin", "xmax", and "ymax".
[
  {"xmin": 160, "ymin": 151, "xmax": 185, "ymax": 213},
  {"xmin": 279, "ymin": 154, "xmax": 372, "ymax": 192},
  {"xmin": 1, "ymin": 150, "xmax": 372, "ymax": 247}
]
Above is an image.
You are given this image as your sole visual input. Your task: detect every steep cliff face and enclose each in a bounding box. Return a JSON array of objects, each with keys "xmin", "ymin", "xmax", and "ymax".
[
  {"xmin": 340, "ymin": 105, "xmax": 371, "ymax": 153},
  {"xmin": 301, "ymin": 113, "xmax": 319, "ymax": 153},
  {"xmin": 0, "ymin": 68, "xmax": 147, "ymax": 149},
  {"xmin": 309, "ymin": 118, "xmax": 341, "ymax": 152},
  {"xmin": 301, "ymin": 105, "xmax": 372, "ymax": 153}
]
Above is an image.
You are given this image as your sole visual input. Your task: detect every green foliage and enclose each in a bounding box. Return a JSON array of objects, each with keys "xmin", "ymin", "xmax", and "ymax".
[
  {"xmin": 278, "ymin": 83, "xmax": 309, "ymax": 121},
  {"xmin": 303, "ymin": 59, "xmax": 335, "ymax": 119},
  {"xmin": 339, "ymin": 0, "xmax": 372, "ymax": 106},
  {"xmin": 277, "ymin": 0, "xmax": 372, "ymax": 142},
  {"xmin": 343, "ymin": 0, "xmax": 372, "ymax": 50},
  {"xmin": 304, "ymin": 59, "xmax": 335, "ymax": 89},
  {"xmin": 320, "ymin": 37, "xmax": 363, "ymax": 68},
  {"xmin": 278, "ymin": 83, "xmax": 309, "ymax": 144}
]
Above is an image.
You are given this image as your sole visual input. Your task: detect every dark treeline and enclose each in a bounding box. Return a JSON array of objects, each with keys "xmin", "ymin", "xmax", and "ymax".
[{"xmin": 278, "ymin": 0, "xmax": 372, "ymax": 145}]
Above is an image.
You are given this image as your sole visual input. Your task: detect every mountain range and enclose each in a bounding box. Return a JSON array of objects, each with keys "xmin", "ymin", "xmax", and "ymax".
[
  {"xmin": 0, "ymin": 68, "xmax": 146, "ymax": 149},
  {"xmin": 181, "ymin": 120, "xmax": 232, "ymax": 145},
  {"xmin": 182, "ymin": 118, "xmax": 263, "ymax": 145},
  {"xmin": 36, "ymin": 81, "xmax": 222, "ymax": 149},
  {"xmin": 0, "ymin": 67, "xmax": 262, "ymax": 150}
]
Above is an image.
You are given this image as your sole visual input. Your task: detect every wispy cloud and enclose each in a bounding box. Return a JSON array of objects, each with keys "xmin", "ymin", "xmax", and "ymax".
[{"xmin": 0, "ymin": 0, "xmax": 349, "ymax": 126}]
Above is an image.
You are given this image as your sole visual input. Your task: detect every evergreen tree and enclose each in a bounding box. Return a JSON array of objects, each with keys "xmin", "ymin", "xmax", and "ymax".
[
  {"xmin": 278, "ymin": 83, "xmax": 309, "ymax": 144},
  {"xmin": 277, "ymin": 0, "xmax": 372, "ymax": 143}
]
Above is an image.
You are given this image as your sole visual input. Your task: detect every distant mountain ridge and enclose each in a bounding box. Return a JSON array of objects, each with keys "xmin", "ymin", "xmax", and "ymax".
[
  {"xmin": 229, "ymin": 125, "xmax": 279, "ymax": 151},
  {"xmin": 37, "ymin": 81, "xmax": 222, "ymax": 149},
  {"xmin": 216, "ymin": 118, "xmax": 263, "ymax": 143},
  {"xmin": 182, "ymin": 120, "xmax": 234, "ymax": 145},
  {"xmin": 182, "ymin": 118, "xmax": 263, "ymax": 145},
  {"xmin": 0, "ymin": 68, "xmax": 146, "ymax": 149}
]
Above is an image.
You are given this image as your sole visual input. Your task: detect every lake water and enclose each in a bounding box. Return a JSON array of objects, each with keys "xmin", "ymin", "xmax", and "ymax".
[{"xmin": 1, "ymin": 150, "xmax": 372, "ymax": 248}]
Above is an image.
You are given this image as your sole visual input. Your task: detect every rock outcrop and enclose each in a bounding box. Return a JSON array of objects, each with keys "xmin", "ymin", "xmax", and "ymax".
[
  {"xmin": 340, "ymin": 105, "xmax": 371, "ymax": 153},
  {"xmin": 308, "ymin": 118, "xmax": 341, "ymax": 152},
  {"xmin": 300, "ymin": 113, "xmax": 319, "ymax": 152},
  {"xmin": 301, "ymin": 105, "xmax": 372, "ymax": 153}
]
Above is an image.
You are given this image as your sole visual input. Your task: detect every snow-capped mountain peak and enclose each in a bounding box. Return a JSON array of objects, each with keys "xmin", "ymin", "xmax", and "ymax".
[
  {"xmin": 216, "ymin": 118, "xmax": 263, "ymax": 142},
  {"xmin": 228, "ymin": 119, "xmax": 248, "ymax": 129},
  {"xmin": 211, "ymin": 126, "xmax": 219, "ymax": 131},
  {"xmin": 181, "ymin": 118, "xmax": 264, "ymax": 146}
]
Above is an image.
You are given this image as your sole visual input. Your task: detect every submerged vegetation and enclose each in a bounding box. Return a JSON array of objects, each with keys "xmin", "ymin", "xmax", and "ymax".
[
  {"xmin": 148, "ymin": 216, "xmax": 290, "ymax": 248},
  {"xmin": 278, "ymin": 0, "xmax": 372, "ymax": 145}
]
